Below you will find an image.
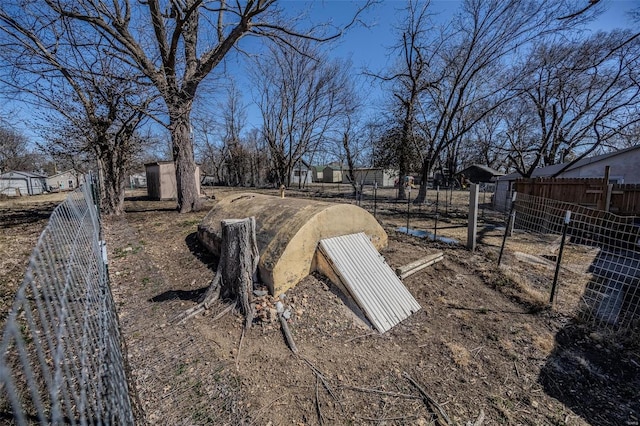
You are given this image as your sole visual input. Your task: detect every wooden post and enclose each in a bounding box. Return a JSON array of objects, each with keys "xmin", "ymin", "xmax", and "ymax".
[
  {"xmin": 605, "ymin": 183, "xmax": 613, "ymax": 212},
  {"xmin": 601, "ymin": 166, "xmax": 611, "ymax": 210},
  {"xmin": 467, "ymin": 183, "xmax": 479, "ymax": 251}
]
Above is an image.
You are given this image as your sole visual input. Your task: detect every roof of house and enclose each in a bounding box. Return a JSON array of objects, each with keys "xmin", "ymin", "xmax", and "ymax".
[
  {"xmin": 500, "ymin": 145, "xmax": 640, "ymax": 180},
  {"xmin": 46, "ymin": 169, "xmax": 78, "ymax": 179},
  {"xmin": 0, "ymin": 171, "xmax": 47, "ymax": 179}
]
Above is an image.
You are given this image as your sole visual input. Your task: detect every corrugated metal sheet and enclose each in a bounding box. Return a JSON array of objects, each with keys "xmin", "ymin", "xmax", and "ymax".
[{"xmin": 319, "ymin": 233, "xmax": 421, "ymax": 333}]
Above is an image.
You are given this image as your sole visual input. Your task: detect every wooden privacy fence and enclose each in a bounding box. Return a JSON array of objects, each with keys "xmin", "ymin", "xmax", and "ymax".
[{"xmin": 515, "ymin": 177, "xmax": 640, "ymax": 216}]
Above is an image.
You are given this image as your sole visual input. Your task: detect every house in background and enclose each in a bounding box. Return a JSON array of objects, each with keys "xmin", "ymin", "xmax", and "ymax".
[
  {"xmin": 0, "ymin": 171, "xmax": 47, "ymax": 196},
  {"xmin": 322, "ymin": 164, "xmax": 343, "ymax": 183},
  {"xmin": 129, "ymin": 172, "xmax": 147, "ymax": 188},
  {"xmin": 494, "ymin": 145, "xmax": 640, "ymax": 210},
  {"xmin": 145, "ymin": 161, "xmax": 201, "ymax": 200},
  {"xmin": 342, "ymin": 168, "xmax": 397, "ymax": 187},
  {"xmin": 46, "ymin": 170, "xmax": 80, "ymax": 192}
]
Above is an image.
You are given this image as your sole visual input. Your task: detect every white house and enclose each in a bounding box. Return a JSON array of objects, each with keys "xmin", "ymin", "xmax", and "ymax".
[
  {"xmin": 129, "ymin": 172, "xmax": 147, "ymax": 188},
  {"xmin": 0, "ymin": 171, "xmax": 47, "ymax": 196},
  {"xmin": 46, "ymin": 170, "xmax": 80, "ymax": 192},
  {"xmin": 494, "ymin": 145, "xmax": 640, "ymax": 210}
]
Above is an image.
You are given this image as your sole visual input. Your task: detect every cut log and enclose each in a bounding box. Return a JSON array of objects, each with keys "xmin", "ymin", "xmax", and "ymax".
[{"xmin": 396, "ymin": 252, "xmax": 444, "ymax": 279}]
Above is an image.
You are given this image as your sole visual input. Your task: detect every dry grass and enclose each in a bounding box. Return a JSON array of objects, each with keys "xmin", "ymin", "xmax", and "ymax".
[{"xmin": 445, "ymin": 342, "xmax": 472, "ymax": 367}]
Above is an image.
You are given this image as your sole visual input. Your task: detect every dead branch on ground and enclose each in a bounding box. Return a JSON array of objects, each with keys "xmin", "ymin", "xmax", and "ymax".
[{"xmin": 404, "ymin": 372, "xmax": 452, "ymax": 426}]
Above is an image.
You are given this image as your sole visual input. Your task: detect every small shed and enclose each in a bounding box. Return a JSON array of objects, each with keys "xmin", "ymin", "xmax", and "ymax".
[
  {"xmin": 343, "ymin": 168, "xmax": 396, "ymax": 187},
  {"xmin": 457, "ymin": 164, "xmax": 503, "ymax": 184},
  {"xmin": 0, "ymin": 171, "xmax": 47, "ymax": 196},
  {"xmin": 46, "ymin": 170, "xmax": 80, "ymax": 192},
  {"xmin": 322, "ymin": 164, "xmax": 343, "ymax": 183},
  {"xmin": 290, "ymin": 164, "xmax": 313, "ymax": 185},
  {"xmin": 145, "ymin": 161, "xmax": 200, "ymax": 200}
]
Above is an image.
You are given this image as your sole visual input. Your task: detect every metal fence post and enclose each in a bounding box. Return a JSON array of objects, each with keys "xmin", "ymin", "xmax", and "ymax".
[
  {"xmin": 373, "ymin": 182, "xmax": 378, "ymax": 218},
  {"xmin": 550, "ymin": 210, "xmax": 571, "ymax": 305},
  {"xmin": 498, "ymin": 192, "xmax": 517, "ymax": 266},
  {"xmin": 467, "ymin": 183, "xmax": 479, "ymax": 251},
  {"xmin": 406, "ymin": 185, "xmax": 411, "ymax": 232}
]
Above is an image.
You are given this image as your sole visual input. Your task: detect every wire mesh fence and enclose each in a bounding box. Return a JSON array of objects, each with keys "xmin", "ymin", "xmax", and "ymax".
[
  {"xmin": 499, "ymin": 192, "xmax": 640, "ymax": 328},
  {"xmin": 0, "ymin": 175, "xmax": 135, "ymax": 424}
]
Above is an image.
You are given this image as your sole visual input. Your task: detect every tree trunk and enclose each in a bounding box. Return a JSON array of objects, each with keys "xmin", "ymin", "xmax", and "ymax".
[
  {"xmin": 169, "ymin": 107, "xmax": 202, "ymax": 213},
  {"xmin": 196, "ymin": 217, "xmax": 259, "ymax": 327},
  {"xmin": 414, "ymin": 157, "xmax": 431, "ymax": 204},
  {"xmin": 96, "ymin": 148, "xmax": 126, "ymax": 215}
]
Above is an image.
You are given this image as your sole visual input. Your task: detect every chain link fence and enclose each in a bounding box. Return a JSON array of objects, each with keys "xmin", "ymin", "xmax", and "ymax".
[
  {"xmin": 0, "ymin": 175, "xmax": 135, "ymax": 424},
  {"xmin": 498, "ymin": 192, "xmax": 640, "ymax": 328}
]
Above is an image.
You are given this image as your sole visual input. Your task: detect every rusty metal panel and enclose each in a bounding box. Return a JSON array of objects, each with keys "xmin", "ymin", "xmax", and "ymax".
[{"xmin": 319, "ymin": 233, "xmax": 421, "ymax": 333}]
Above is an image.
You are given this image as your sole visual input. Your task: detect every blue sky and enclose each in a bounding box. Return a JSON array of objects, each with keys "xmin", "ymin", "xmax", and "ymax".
[
  {"xmin": 231, "ymin": 0, "xmax": 640, "ymax": 131},
  {"xmin": 4, "ymin": 0, "xmax": 639, "ymax": 148}
]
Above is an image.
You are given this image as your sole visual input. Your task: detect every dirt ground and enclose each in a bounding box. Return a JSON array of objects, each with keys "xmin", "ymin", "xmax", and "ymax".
[
  {"xmin": 2, "ymin": 186, "xmax": 639, "ymax": 425},
  {"xmin": 0, "ymin": 192, "xmax": 67, "ymax": 324}
]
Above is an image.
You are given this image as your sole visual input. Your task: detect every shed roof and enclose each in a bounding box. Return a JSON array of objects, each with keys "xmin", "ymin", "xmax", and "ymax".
[
  {"xmin": 47, "ymin": 169, "xmax": 78, "ymax": 179},
  {"xmin": 0, "ymin": 171, "xmax": 47, "ymax": 179},
  {"xmin": 323, "ymin": 164, "xmax": 343, "ymax": 170},
  {"xmin": 144, "ymin": 161, "xmax": 175, "ymax": 167},
  {"xmin": 458, "ymin": 164, "xmax": 503, "ymax": 176}
]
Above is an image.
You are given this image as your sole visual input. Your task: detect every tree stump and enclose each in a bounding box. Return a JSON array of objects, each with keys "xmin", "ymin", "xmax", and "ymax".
[
  {"xmin": 218, "ymin": 218, "xmax": 259, "ymax": 327},
  {"xmin": 176, "ymin": 217, "xmax": 259, "ymax": 326}
]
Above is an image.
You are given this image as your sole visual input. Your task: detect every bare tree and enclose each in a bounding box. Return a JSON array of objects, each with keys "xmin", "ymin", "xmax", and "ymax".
[
  {"xmin": 409, "ymin": 0, "xmax": 593, "ymax": 203},
  {"xmin": 461, "ymin": 109, "xmax": 508, "ymax": 171},
  {"xmin": 0, "ymin": 126, "xmax": 32, "ymax": 173},
  {"xmin": 219, "ymin": 83, "xmax": 249, "ymax": 186},
  {"xmin": 369, "ymin": 0, "xmax": 435, "ymax": 200},
  {"xmin": 35, "ymin": 0, "xmax": 371, "ymax": 212},
  {"xmin": 254, "ymin": 39, "xmax": 353, "ymax": 187},
  {"xmin": 0, "ymin": 8, "xmax": 154, "ymax": 214},
  {"xmin": 509, "ymin": 30, "xmax": 640, "ymax": 177}
]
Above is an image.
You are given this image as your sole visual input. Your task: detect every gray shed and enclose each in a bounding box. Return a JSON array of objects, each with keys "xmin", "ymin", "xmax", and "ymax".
[
  {"xmin": 322, "ymin": 165, "xmax": 343, "ymax": 183},
  {"xmin": 0, "ymin": 171, "xmax": 47, "ymax": 196},
  {"xmin": 145, "ymin": 161, "xmax": 200, "ymax": 200},
  {"xmin": 343, "ymin": 168, "xmax": 397, "ymax": 187}
]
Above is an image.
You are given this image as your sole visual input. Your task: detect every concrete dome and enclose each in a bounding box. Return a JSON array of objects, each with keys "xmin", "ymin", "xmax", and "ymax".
[{"xmin": 198, "ymin": 193, "xmax": 387, "ymax": 295}]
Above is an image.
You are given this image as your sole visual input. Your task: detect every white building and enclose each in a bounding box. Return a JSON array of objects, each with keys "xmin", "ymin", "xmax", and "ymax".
[{"xmin": 0, "ymin": 171, "xmax": 47, "ymax": 196}]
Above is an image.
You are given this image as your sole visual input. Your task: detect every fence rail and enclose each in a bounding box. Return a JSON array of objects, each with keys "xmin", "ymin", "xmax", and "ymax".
[
  {"xmin": 0, "ymin": 175, "xmax": 134, "ymax": 424},
  {"xmin": 515, "ymin": 177, "xmax": 640, "ymax": 216}
]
